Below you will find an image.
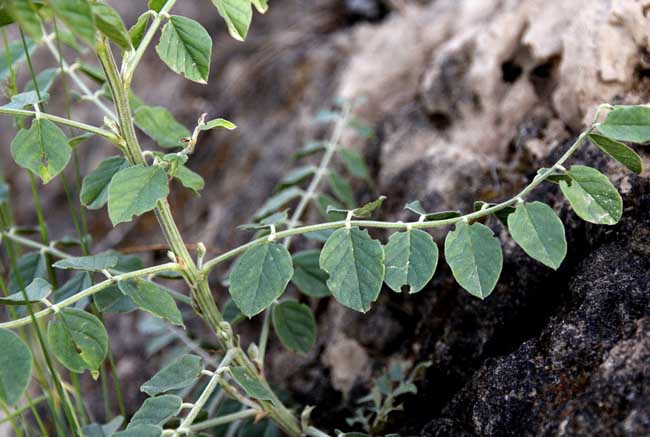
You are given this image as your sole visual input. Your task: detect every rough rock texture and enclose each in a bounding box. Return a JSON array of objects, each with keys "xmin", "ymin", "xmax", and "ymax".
[{"xmin": 2, "ymin": 0, "xmax": 650, "ymax": 435}]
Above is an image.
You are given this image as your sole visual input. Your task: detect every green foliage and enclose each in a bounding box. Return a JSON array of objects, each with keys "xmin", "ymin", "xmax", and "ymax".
[
  {"xmin": 156, "ymin": 15, "xmax": 212, "ymax": 83},
  {"xmin": 0, "ymin": 277, "xmax": 51, "ymax": 304},
  {"xmin": 49, "ymin": 0, "xmax": 96, "ymax": 46},
  {"xmin": 141, "ymin": 353, "xmax": 203, "ymax": 396},
  {"xmin": 597, "ymin": 105, "xmax": 650, "ymax": 142},
  {"xmin": 91, "ymin": 2, "xmax": 131, "ymax": 50},
  {"xmin": 210, "ymin": 0, "xmax": 252, "ymax": 41},
  {"xmin": 53, "ymin": 253, "xmax": 119, "ymax": 272},
  {"xmin": 80, "ymin": 156, "xmax": 129, "ymax": 209},
  {"xmin": 0, "ymin": 328, "xmax": 32, "ymax": 405},
  {"xmin": 134, "ymin": 105, "xmax": 191, "ymax": 148},
  {"xmin": 229, "ymin": 366, "xmax": 274, "ymax": 400},
  {"xmin": 291, "ymin": 250, "xmax": 330, "ymax": 298},
  {"xmin": 384, "ymin": 229, "xmax": 438, "ymax": 294},
  {"xmin": 113, "ymin": 424, "xmax": 163, "ymax": 437},
  {"xmin": 5, "ymin": 0, "xmax": 42, "ymax": 41},
  {"xmin": 272, "ymin": 300, "xmax": 317, "ymax": 353},
  {"xmin": 559, "ymin": 165, "xmax": 622, "ymax": 225},
  {"xmin": 107, "ymin": 165, "xmax": 169, "ymax": 225},
  {"xmin": 588, "ymin": 133, "xmax": 643, "ymax": 174},
  {"xmin": 118, "ymin": 279, "xmax": 183, "ymax": 326},
  {"xmin": 128, "ymin": 394, "xmax": 182, "ymax": 428}
]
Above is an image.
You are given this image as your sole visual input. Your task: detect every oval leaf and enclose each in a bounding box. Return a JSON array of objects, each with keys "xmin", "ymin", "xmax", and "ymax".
[
  {"xmin": 559, "ymin": 165, "xmax": 623, "ymax": 225},
  {"xmin": 113, "ymin": 424, "xmax": 163, "ymax": 437},
  {"xmin": 210, "ymin": 0, "xmax": 252, "ymax": 41},
  {"xmin": 291, "ymin": 250, "xmax": 330, "ymax": 298},
  {"xmin": 229, "ymin": 366, "xmax": 274, "ymax": 400},
  {"xmin": 598, "ymin": 105, "xmax": 650, "ymax": 143},
  {"xmin": 129, "ymin": 394, "xmax": 182, "ymax": 428},
  {"xmin": 118, "ymin": 279, "xmax": 183, "ymax": 326},
  {"xmin": 384, "ymin": 229, "xmax": 438, "ymax": 294},
  {"xmin": 0, "ymin": 328, "xmax": 33, "ymax": 405},
  {"xmin": 47, "ymin": 308, "xmax": 108, "ymax": 377},
  {"xmin": 272, "ymin": 300, "xmax": 316, "ymax": 353},
  {"xmin": 444, "ymin": 221, "xmax": 503, "ymax": 299},
  {"xmin": 53, "ymin": 253, "xmax": 119, "ymax": 272},
  {"xmin": 319, "ymin": 227, "xmax": 385, "ymax": 313},
  {"xmin": 133, "ymin": 105, "xmax": 191, "ymax": 148},
  {"xmin": 507, "ymin": 202, "xmax": 567, "ymax": 270},
  {"xmin": 588, "ymin": 133, "xmax": 643, "ymax": 174},
  {"xmin": 80, "ymin": 156, "xmax": 129, "ymax": 209},
  {"xmin": 155, "ymin": 15, "xmax": 212, "ymax": 83},
  {"xmin": 107, "ymin": 165, "xmax": 169, "ymax": 225},
  {"xmin": 229, "ymin": 242, "xmax": 294, "ymax": 317},
  {"xmin": 10, "ymin": 119, "xmax": 71, "ymax": 184},
  {"xmin": 141, "ymin": 354, "xmax": 203, "ymax": 396},
  {"xmin": 0, "ymin": 278, "xmax": 52, "ymax": 305},
  {"xmin": 50, "ymin": 0, "xmax": 96, "ymax": 46},
  {"xmin": 92, "ymin": 2, "xmax": 131, "ymax": 50}
]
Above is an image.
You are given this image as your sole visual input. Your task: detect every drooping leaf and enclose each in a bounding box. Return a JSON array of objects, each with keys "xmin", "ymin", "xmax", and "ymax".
[
  {"xmin": 118, "ymin": 279, "xmax": 183, "ymax": 326},
  {"xmin": 597, "ymin": 105, "xmax": 650, "ymax": 143},
  {"xmin": 404, "ymin": 201, "xmax": 462, "ymax": 221},
  {"xmin": 141, "ymin": 354, "xmax": 203, "ymax": 396},
  {"xmin": 272, "ymin": 300, "xmax": 316, "ymax": 353},
  {"xmin": 128, "ymin": 395, "xmax": 182, "ymax": 428},
  {"xmin": 47, "ymin": 308, "xmax": 108, "ymax": 377},
  {"xmin": 559, "ymin": 165, "xmax": 622, "ymax": 225},
  {"xmin": 107, "ymin": 165, "xmax": 169, "ymax": 225},
  {"xmin": 133, "ymin": 105, "xmax": 191, "ymax": 148},
  {"xmin": 10, "ymin": 119, "xmax": 71, "ymax": 183},
  {"xmin": 253, "ymin": 186, "xmax": 303, "ymax": 220},
  {"xmin": 384, "ymin": 229, "xmax": 438, "ymax": 294},
  {"xmin": 53, "ymin": 253, "xmax": 119, "ymax": 272},
  {"xmin": 24, "ymin": 67, "xmax": 59, "ymax": 94},
  {"xmin": 129, "ymin": 12, "xmax": 151, "ymax": 49},
  {"xmin": 8, "ymin": 252, "xmax": 47, "ymax": 293},
  {"xmin": 328, "ymin": 172, "xmax": 355, "ymax": 209},
  {"xmin": 0, "ymin": 328, "xmax": 32, "ymax": 405},
  {"xmin": 155, "ymin": 15, "xmax": 212, "ymax": 83},
  {"xmin": 199, "ymin": 118, "xmax": 236, "ymax": 131},
  {"xmin": 174, "ymin": 165, "xmax": 204, "ymax": 194},
  {"xmin": 6, "ymin": 0, "xmax": 42, "ymax": 41},
  {"xmin": 444, "ymin": 221, "xmax": 503, "ymax": 299},
  {"xmin": 507, "ymin": 202, "xmax": 567, "ymax": 270},
  {"xmin": 319, "ymin": 227, "xmax": 385, "ymax": 312},
  {"xmin": 210, "ymin": 0, "xmax": 252, "ymax": 41},
  {"xmin": 339, "ymin": 148, "xmax": 369, "ymax": 179},
  {"xmin": 229, "ymin": 366, "xmax": 274, "ymax": 400},
  {"xmin": 291, "ymin": 250, "xmax": 330, "ymax": 298},
  {"xmin": 113, "ymin": 424, "xmax": 163, "ymax": 437},
  {"xmin": 91, "ymin": 2, "xmax": 131, "ymax": 50},
  {"xmin": 0, "ymin": 278, "xmax": 52, "ymax": 304},
  {"xmin": 80, "ymin": 156, "xmax": 129, "ymax": 209},
  {"xmin": 49, "ymin": 0, "xmax": 96, "ymax": 46},
  {"xmin": 588, "ymin": 133, "xmax": 643, "ymax": 174},
  {"xmin": 229, "ymin": 242, "xmax": 294, "ymax": 317},
  {"xmin": 0, "ymin": 37, "xmax": 35, "ymax": 81}
]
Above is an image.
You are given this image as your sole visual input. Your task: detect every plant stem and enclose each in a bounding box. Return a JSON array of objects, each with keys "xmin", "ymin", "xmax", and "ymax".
[
  {"xmin": 189, "ymin": 409, "xmax": 259, "ymax": 433},
  {"xmin": 202, "ymin": 128, "xmax": 591, "ymax": 275}
]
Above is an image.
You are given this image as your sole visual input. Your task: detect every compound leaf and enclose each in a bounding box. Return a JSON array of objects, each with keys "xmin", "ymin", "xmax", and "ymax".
[
  {"xmin": 81, "ymin": 156, "xmax": 129, "ymax": 209},
  {"xmin": 141, "ymin": 354, "xmax": 203, "ymax": 396},
  {"xmin": 559, "ymin": 165, "xmax": 622, "ymax": 225},
  {"xmin": 444, "ymin": 221, "xmax": 502, "ymax": 299},
  {"xmin": 507, "ymin": 202, "xmax": 567, "ymax": 270},
  {"xmin": 118, "ymin": 279, "xmax": 183, "ymax": 326},
  {"xmin": 0, "ymin": 328, "xmax": 32, "ymax": 405},
  {"xmin": 272, "ymin": 300, "xmax": 316, "ymax": 353},
  {"xmin": 156, "ymin": 15, "xmax": 212, "ymax": 83},
  {"xmin": 319, "ymin": 227, "xmax": 384, "ymax": 312},
  {"xmin": 384, "ymin": 229, "xmax": 438, "ymax": 294},
  {"xmin": 229, "ymin": 242, "xmax": 293, "ymax": 317},
  {"xmin": 588, "ymin": 133, "xmax": 643, "ymax": 174},
  {"xmin": 598, "ymin": 105, "xmax": 650, "ymax": 143},
  {"xmin": 47, "ymin": 308, "xmax": 108, "ymax": 377},
  {"xmin": 10, "ymin": 119, "xmax": 71, "ymax": 184},
  {"xmin": 107, "ymin": 165, "xmax": 169, "ymax": 225}
]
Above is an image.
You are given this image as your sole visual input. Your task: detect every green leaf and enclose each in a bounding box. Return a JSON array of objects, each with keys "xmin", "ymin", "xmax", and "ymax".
[
  {"xmin": 141, "ymin": 354, "xmax": 203, "ymax": 396},
  {"xmin": 0, "ymin": 37, "xmax": 35, "ymax": 81},
  {"xmin": 47, "ymin": 308, "xmax": 108, "ymax": 377},
  {"xmin": 253, "ymin": 186, "xmax": 303, "ymax": 220},
  {"xmin": 473, "ymin": 201, "xmax": 516, "ymax": 227},
  {"xmin": 0, "ymin": 278, "xmax": 52, "ymax": 304},
  {"xmin": 129, "ymin": 395, "xmax": 182, "ymax": 428},
  {"xmin": 238, "ymin": 210, "xmax": 288, "ymax": 231},
  {"xmin": 351, "ymin": 195, "xmax": 386, "ymax": 218},
  {"xmin": 148, "ymin": 0, "xmax": 165, "ymax": 12},
  {"xmin": 404, "ymin": 201, "xmax": 461, "ymax": 221},
  {"xmin": 174, "ymin": 165, "xmax": 204, "ymax": 194},
  {"xmin": 8, "ymin": 252, "xmax": 47, "ymax": 293},
  {"xmin": 223, "ymin": 298, "xmax": 246, "ymax": 325},
  {"xmin": 94, "ymin": 284, "xmax": 136, "ymax": 313},
  {"xmin": 129, "ymin": 12, "xmax": 151, "ymax": 49},
  {"xmin": 92, "ymin": 2, "xmax": 131, "ymax": 50},
  {"xmin": 134, "ymin": 105, "xmax": 191, "ymax": 148},
  {"xmin": 199, "ymin": 118, "xmax": 236, "ymax": 131},
  {"xmin": 319, "ymin": 227, "xmax": 385, "ymax": 312},
  {"xmin": 229, "ymin": 242, "xmax": 294, "ymax": 317},
  {"xmin": 49, "ymin": 0, "xmax": 96, "ymax": 46},
  {"xmin": 278, "ymin": 165, "xmax": 316, "ymax": 188},
  {"xmin": 54, "ymin": 272, "xmax": 92, "ymax": 307},
  {"xmin": 107, "ymin": 165, "xmax": 169, "ymax": 225},
  {"xmin": 0, "ymin": 328, "xmax": 32, "ymax": 405},
  {"xmin": 10, "ymin": 119, "xmax": 71, "ymax": 183},
  {"xmin": 293, "ymin": 141, "xmax": 325, "ymax": 160},
  {"xmin": 53, "ymin": 253, "xmax": 119, "ymax": 272},
  {"xmin": 384, "ymin": 229, "xmax": 438, "ymax": 294},
  {"xmin": 314, "ymin": 193, "xmax": 342, "ymax": 219},
  {"xmin": 82, "ymin": 416, "xmax": 124, "ymax": 437},
  {"xmin": 118, "ymin": 279, "xmax": 183, "ymax": 326},
  {"xmin": 291, "ymin": 250, "xmax": 330, "ymax": 298},
  {"xmin": 24, "ymin": 67, "xmax": 59, "ymax": 94},
  {"xmin": 228, "ymin": 367, "xmax": 274, "ymax": 400},
  {"xmin": 272, "ymin": 300, "xmax": 316, "ymax": 353},
  {"xmin": 598, "ymin": 105, "xmax": 650, "ymax": 143},
  {"xmin": 156, "ymin": 15, "xmax": 212, "ymax": 84},
  {"xmin": 6, "ymin": 0, "xmax": 42, "ymax": 41},
  {"xmin": 559, "ymin": 165, "xmax": 623, "ymax": 225},
  {"xmin": 444, "ymin": 221, "xmax": 503, "ymax": 299},
  {"xmin": 1, "ymin": 90, "xmax": 47, "ymax": 109},
  {"xmin": 507, "ymin": 202, "xmax": 567, "ymax": 270},
  {"xmin": 588, "ymin": 133, "xmax": 643, "ymax": 174},
  {"xmin": 81, "ymin": 156, "xmax": 129, "ymax": 209},
  {"xmin": 113, "ymin": 424, "xmax": 163, "ymax": 437},
  {"xmin": 211, "ymin": 0, "xmax": 252, "ymax": 41},
  {"xmin": 251, "ymin": 0, "xmax": 268, "ymax": 14},
  {"xmin": 328, "ymin": 172, "xmax": 355, "ymax": 209},
  {"xmin": 339, "ymin": 148, "xmax": 369, "ymax": 179}
]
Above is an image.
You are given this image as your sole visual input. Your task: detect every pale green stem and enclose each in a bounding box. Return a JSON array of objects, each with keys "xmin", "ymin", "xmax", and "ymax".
[
  {"xmin": 202, "ymin": 128, "xmax": 592, "ymax": 275},
  {"xmin": 189, "ymin": 409, "xmax": 259, "ymax": 433},
  {"xmin": 304, "ymin": 426, "xmax": 333, "ymax": 437},
  {"xmin": 0, "ymin": 107, "xmax": 120, "ymax": 143},
  {"xmin": 0, "ymin": 263, "xmax": 179, "ymax": 329}
]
